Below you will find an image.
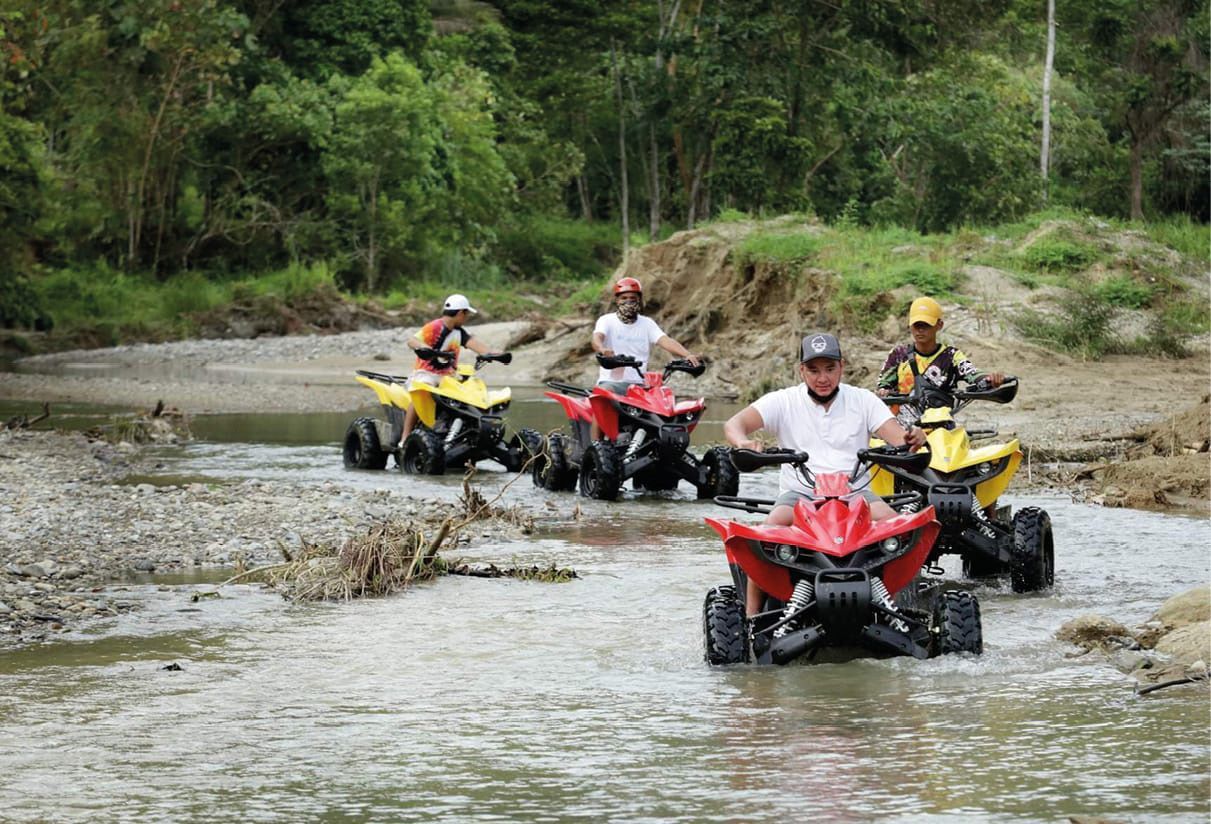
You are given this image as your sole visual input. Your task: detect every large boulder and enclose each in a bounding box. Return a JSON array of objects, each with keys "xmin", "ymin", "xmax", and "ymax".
[
  {"xmin": 1153, "ymin": 622, "xmax": 1210, "ymax": 667},
  {"xmin": 1153, "ymin": 584, "xmax": 1210, "ymax": 629}
]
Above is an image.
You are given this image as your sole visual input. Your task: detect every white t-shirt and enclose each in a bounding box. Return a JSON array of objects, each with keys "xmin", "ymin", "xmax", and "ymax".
[
  {"xmin": 751, "ymin": 383, "xmax": 895, "ymax": 495},
  {"xmin": 594, "ymin": 313, "xmax": 665, "ymax": 384}
]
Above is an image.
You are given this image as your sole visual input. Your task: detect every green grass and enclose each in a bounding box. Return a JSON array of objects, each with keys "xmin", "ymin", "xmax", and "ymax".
[
  {"xmin": 1010, "ymin": 292, "xmax": 1121, "ymax": 360},
  {"xmin": 1146, "ymin": 214, "xmax": 1210, "ymax": 264},
  {"xmin": 735, "ymin": 231, "xmax": 823, "ymax": 264}
]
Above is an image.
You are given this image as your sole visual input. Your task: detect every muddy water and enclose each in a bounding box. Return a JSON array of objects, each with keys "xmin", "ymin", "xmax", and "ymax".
[{"xmin": 1, "ymin": 400, "xmax": 1209, "ymax": 821}]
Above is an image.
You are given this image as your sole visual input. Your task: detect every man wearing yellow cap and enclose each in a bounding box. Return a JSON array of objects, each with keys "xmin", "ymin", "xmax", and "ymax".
[{"xmin": 876, "ymin": 296, "xmax": 1004, "ymax": 426}]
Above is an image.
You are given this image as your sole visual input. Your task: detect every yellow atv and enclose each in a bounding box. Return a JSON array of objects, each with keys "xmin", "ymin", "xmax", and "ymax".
[
  {"xmin": 343, "ymin": 351, "xmax": 541, "ymax": 475},
  {"xmin": 871, "ymin": 377, "xmax": 1055, "ymax": 593}
]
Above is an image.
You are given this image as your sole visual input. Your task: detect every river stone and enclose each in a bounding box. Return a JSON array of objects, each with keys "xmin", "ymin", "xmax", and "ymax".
[
  {"xmin": 1056, "ymin": 614, "xmax": 1131, "ymax": 650},
  {"xmin": 1153, "ymin": 621, "xmax": 1211, "ymax": 666},
  {"xmin": 59, "ymin": 565, "xmax": 83, "ymax": 580},
  {"xmin": 133, "ymin": 559, "xmax": 157, "ymax": 572},
  {"xmin": 0, "ymin": 602, "xmax": 10, "ymax": 615},
  {"xmin": 1153, "ymin": 584, "xmax": 1211, "ymax": 629}
]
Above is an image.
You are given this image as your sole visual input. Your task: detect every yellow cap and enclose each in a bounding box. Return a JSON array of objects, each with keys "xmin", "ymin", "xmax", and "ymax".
[{"xmin": 908, "ymin": 296, "xmax": 943, "ymax": 326}]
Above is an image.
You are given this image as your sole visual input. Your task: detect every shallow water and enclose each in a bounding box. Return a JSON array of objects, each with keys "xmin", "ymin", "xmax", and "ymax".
[{"xmin": 1, "ymin": 401, "xmax": 1209, "ymax": 821}]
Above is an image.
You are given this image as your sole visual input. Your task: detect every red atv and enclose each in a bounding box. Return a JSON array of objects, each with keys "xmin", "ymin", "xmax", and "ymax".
[
  {"xmin": 702, "ymin": 447, "xmax": 984, "ymax": 666},
  {"xmin": 533, "ymin": 354, "xmax": 738, "ymax": 501}
]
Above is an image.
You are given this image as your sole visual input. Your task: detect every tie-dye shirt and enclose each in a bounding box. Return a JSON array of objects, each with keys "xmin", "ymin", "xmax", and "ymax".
[
  {"xmin": 876, "ymin": 342, "xmax": 987, "ymax": 425},
  {"xmin": 413, "ymin": 318, "xmax": 471, "ymax": 375}
]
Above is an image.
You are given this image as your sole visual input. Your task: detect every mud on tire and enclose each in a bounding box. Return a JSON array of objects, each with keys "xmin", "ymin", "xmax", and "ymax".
[
  {"xmin": 704, "ymin": 585, "xmax": 748, "ymax": 665},
  {"xmin": 579, "ymin": 440, "xmax": 623, "ymax": 500},
  {"xmin": 698, "ymin": 446, "xmax": 740, "ymax": 499},
  {"xmin": 343, "ymin": 416, "xmax": 388, "ymax": 470},
  {"xmin": 402, "ymin": 429, "xmax": 447, "ymax": 475},
  {"xmin": 1010, "ymin": 507, "xmax": 1055, "ymax": 593},
  {"xmin": 933, "ymin": 589, "xmax": 983, "ymax": 656}
]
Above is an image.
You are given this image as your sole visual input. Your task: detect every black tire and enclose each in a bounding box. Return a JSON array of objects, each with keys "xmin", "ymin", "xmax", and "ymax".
[
  {"xmin": 401, "ymin": 429, "xmax": 446, "ymax": 475},
  {"xmin": 579, "ymin": 439, "xmax": 622, "ymax": 500},
  {"xmin": 633, "ymin": 467, "xmax": 679, "ymax": 491},
  {"xmin": 343, "ymin": 417, "xmax": 388, "ymax": 470},
  {"xmin": 505, "ymin": 428, "xmax": 544, "ymax": 473},
  {"xmin": 961, "ymin": 553, "xmax": 1003, "ymax": 579},
  {"xmin": 933, "ymin": 589, "xmax": 983, "ymax": 655},
  {"xmin": 1010, "ymin": 507, "xmax": 1055, "ymax": 593},
  {"xmin": 703, "ymin": 585, "xmax": 748, "ymax": 665},
  {"xmin": 697, "ymin": 446, "xmax": 740, "ymax": 499},
  {"xmin": 535, "ymin": 432, "xmax": 577, "ymax": 491}
]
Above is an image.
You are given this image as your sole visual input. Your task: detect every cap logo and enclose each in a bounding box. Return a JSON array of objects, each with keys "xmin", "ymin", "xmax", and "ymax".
[{"xmin": 810, "ymin": 336, "xmax": 827, "ymax": 353}]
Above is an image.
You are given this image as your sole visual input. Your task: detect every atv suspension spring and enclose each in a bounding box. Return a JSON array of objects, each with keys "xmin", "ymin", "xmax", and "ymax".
[
  {"xmin": 624, "ymin": 429, "xmax": 647, "ymax": 459},
  {"xmin": 871, "ymin": 576, "xmax": 909, "ymax": 633},
  {"xmin": 774, "ymin": 580, "xmax": 814, "ymax": 639},
  {"xmin": 970, "ymin": 496, "xmax": 998, "ymax": 539},
  {"xmin": 444, "ymin": 419, "xmax": 464, "ymax": 446}
]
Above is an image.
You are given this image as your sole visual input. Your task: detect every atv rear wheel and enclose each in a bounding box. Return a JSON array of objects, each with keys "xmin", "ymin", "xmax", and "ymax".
[
  {"xmin": 343, "ymin": 417, "xmax": 388, "ymax": 470},
  {"xmin": 505, "ymin": 428, "xmax": 544, "ymax": 473},
  {"xmin": 703, "ymin": 585, "xmax": 748, "ymax": 665},
  {"xmin": 697, "ymin": 446, "xmax": 740, "ymax": 499},
  {"xmin": 534, "ymin": 432, "xmax": 577, "ymax": 491},
  {"xmin": 579, "ymin": 440, "xmax": 622, "ymax": 500},
  {"xmin": 933, "ymin": 589, "xmax": 983, "ymax": 655},
  {"xmin": 402, "ymin": 429, "xmax": 446, "ymax": 475},
  {"xmin": 1010, "ymin": 507, "xmax": 1055, "ymax": 593}
]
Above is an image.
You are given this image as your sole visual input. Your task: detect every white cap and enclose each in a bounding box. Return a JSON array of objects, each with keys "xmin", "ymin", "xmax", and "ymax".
[{"xmin": 443, "ymin": 293, "xmax": 478, "ymax": 314}]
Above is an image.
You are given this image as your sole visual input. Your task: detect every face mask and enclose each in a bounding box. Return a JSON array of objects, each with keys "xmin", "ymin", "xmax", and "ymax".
[
  {"xmin": 616, "ymin": 300, "xmax": 640, "ymax": 322},
  {"xmin": 808, "ymin": 385, "xmax": 840, "ymax": 404}
]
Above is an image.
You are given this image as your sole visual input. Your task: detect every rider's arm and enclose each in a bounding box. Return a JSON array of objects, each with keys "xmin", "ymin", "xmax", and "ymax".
[
  {"xmin": 465, "ymin": 336, "xmax": 493, "ymax": 356},
  {"xmin": 656, "ymin": 335, "xmax": 700, "ymax": 366},
  {"xmin": 723, "ymin": 406, "xmax": 765, "ymax": 451},
  {"xmin": 591, "ymin": 330, "xmax": 613, "ymax": 356},
  {"xmin": 875, "ymin": 417, "xmax": 925, "ymax": 449},
  {"xmin": 954, "ymin": 348, "xmax": 1004, "ymax": 387}
]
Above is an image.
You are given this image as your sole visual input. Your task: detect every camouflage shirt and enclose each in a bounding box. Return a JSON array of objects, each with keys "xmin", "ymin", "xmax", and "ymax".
[{"xmin": 876, "ymin": 342, "xmax": 986, "ymax": 425}]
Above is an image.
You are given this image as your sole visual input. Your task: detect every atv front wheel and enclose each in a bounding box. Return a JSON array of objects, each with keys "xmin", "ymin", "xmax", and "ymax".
[
  {"xmin": 697, "ymin": 446, "xmax": 740, "ymax": 499},
  {"xmin": 505, "ymin": 428, "xmax": 544, "ymax": 473},
  {"xmin": 402, "ymin": 429, "xmax": 447, "ymax": 475},
  {"xmin": 579, "ymin": 440, "xmax": 622, "ymax": 500},
  {"xmin": 1010, "ymin": 507, "xmax": 1055, "ymax": 593},
  {"xmin": 933, "ymin": 589, "xmax": 983, "ymax": 655},
  {"xmin": 343, "ymin": 417, "xmax": 388, "ymax": 470},
  {"xmin": 703, "ymin": 585, "xmax": 748, "ymax": 665}
]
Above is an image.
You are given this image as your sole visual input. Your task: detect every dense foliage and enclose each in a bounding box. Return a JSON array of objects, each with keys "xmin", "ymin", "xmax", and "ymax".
[{"xmin": 0, "ymin": 0, "xmax": 1206, "ymax": 328}]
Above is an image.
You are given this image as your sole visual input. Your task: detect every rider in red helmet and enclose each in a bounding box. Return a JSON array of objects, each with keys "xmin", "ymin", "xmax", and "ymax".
[{"xmin": 589, "ymin": 276, "xmax": 701, "ymax": 442}]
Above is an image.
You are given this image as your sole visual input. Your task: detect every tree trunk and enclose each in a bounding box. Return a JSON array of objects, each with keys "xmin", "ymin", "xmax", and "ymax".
[
  {"xmin": 1129, "ymin": 137, "xmax": 1145, "ymax": 220},
  {"xmin": 576, "ymin": 175, "xmax": 593, "ymax": 220},
  {"xmin": 611, "ymin": 40, "xmax": 629, "ymax": 257},
  {"xmin": 1040, "ymin": 0, "xmax": 1056, "ymax": 202},
  {"xmin": 648, "ymin": 125, "xmax": 660, "ymax": 240}
]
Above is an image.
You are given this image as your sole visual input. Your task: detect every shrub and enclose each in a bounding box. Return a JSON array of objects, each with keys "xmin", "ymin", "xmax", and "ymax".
[
  {"xmin": 1020, "ymin": 237, "xmax": 1096, "ymax": 272},
  {"xmin": 1010, "ymin": 292, "xmax": 1119, "ymax": 359},
  {"xmin": 1093, "ymin": 276, "xmax": 1154, "ymax": 308},
  {"xmin": 494, "ymin": 216, "xmax": 619, "ymax": 280},
  {"xmin": 735, "ymin": 231, "xmax": 822, "ymax": 264}
]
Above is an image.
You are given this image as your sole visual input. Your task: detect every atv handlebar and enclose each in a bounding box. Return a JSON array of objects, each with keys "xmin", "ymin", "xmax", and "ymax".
[
  {"xmin": 729, "ymin": 448, "xmax": 808, "ymax": 473},
  {"xmin": 475, "ymin": 351, "xmax": 513, "ymax": 368},
  {"xmin": 414, "ymin": 347, "xmax": 457, "ymax": 368},
  {"xmin": 856, "ymin": 444, "xmax": 932, "ymax": 475},
  {"xmin": 662, "ymin": 358, "xmax": 707, "ymax": 380},
  {"xmin": 882, "ymin": 375, "xmax": 1018, "ymax": 412},
  {"xmin": 595, "ymin": 353, "xmax": 645, "ymax": 379}
]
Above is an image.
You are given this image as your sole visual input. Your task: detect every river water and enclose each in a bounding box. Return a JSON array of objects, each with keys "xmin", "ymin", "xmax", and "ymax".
[{"xmin": 1, "ymin": 392, "xmax": 1208, "ymax": 821}]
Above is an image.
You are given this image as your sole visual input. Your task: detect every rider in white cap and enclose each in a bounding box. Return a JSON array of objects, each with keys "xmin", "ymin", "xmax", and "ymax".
[{"xmin": 398, "ymin": 294, "xmax": 500, "ymax": 447}]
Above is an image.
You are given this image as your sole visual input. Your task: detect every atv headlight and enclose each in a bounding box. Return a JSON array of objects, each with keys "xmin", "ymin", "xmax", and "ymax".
[
  {"xmin": 775, "ymin": 544, "xmax": 799, "ymax": 563},
  {"xmin": 978, "ymin": 462, "xmax": 993, "ymax": 475},
  {"xmin": 620, "ymin": 403, "xmax": 641, "ymax": 417},
  {"xmin": 881, "ymin": 536, "xmax": 901, "ymax": 553}
]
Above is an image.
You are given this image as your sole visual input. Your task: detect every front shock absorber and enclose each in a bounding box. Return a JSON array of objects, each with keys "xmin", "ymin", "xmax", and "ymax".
[
  {"xmin": 774, "ymin": 579, "xmax": 814, "ymax": 639},
  {"xmin": 444, "ymin": 418, "xmax": 464, "ymax": 446},
  {"xmin": 871, "ymin": 575, "xmax": 909, "ymax": 633},
  {"xmin": 970, "ymin": 495, "xmax": 998, "ymax": 539},
  {"xmin": 624, "ymin": 428, "xmax": 647, "ymax": 459}
]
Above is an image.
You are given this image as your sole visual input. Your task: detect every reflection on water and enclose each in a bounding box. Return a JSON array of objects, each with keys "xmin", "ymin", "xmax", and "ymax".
[{"xmin": 1, "ymin": 405, "xmax": 1209, "ymax": 821}]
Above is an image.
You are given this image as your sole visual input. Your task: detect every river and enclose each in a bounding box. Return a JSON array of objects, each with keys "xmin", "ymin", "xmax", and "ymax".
[{"xmin": 0, "ymin": 392, "xmax": 1208, "ymax": 821}]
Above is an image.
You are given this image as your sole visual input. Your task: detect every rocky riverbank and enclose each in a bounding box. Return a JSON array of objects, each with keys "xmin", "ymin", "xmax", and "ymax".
[{"xmin": 0, "ymin": 427, "xmax": 545, "ymax": 648}]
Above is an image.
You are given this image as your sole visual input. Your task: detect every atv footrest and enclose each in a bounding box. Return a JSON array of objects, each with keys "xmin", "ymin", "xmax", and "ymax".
[{"xmin": 768, "ymin": 625, "xmax": 825, "ymax": 665}]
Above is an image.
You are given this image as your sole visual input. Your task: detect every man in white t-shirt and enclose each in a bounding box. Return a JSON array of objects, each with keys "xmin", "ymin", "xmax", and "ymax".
[
  {"xmin": 723, "ymin": 332, "xmax": 925, "ymax": 616},
  {"xmin": 589, "ymin": 276, "xmax": 700, "ymax": 441}
]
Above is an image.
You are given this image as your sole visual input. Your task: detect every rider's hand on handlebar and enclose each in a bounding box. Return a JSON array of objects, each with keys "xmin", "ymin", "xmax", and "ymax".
[
  {"xmin": 600, "ymin": 348, "xmax": 616, "ymax": 358},
  {"xmin": 877, "ymin": 387, "xmax": 890, "ymax": 397},
  {"xmin": 685, "ymin": 353, "xmax": 702, "ymax": 367},
  {"xmin": 904, "ymin": 424, "xmax": 927, "ymax": 450},
  {"xmin": 733, "ymin": 439, "xmax": 762, "ymax": 451}
]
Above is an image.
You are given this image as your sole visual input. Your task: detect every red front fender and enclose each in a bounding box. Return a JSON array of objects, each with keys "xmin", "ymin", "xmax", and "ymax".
[{"xmin": 705, "ymin": 517, "xmax": 793, "ymax": 602}]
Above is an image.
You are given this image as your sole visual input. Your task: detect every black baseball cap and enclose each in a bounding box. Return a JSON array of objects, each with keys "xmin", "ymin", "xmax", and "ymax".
[{"xmin": 800, "ymin": 332, "xmax": 843, "ymax": 362}]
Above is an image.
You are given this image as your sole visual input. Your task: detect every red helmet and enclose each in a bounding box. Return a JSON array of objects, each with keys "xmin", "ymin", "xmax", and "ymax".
[{"xmin": 613, "ymin": 277, "xmax": 643, "ymax": 296}]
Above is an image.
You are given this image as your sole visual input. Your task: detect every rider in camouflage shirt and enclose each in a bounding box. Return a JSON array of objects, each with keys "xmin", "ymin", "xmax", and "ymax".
[{"xmin": 876, "ymin": 297, "xmax": 1004, "ymax": 426}]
